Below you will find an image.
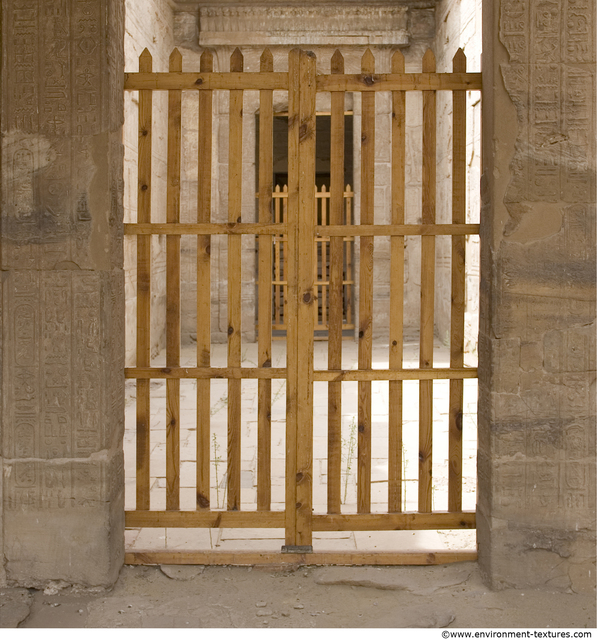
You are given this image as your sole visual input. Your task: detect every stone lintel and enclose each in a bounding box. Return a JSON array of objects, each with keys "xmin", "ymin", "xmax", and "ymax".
[{"xmin": 195, "ymin": 5, "xmax": 410, "ymax": 47}]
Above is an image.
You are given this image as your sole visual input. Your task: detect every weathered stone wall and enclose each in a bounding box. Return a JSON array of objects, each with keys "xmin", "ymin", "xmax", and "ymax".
[
  {"xmin": 434, "ymin": 0, "xmax": 481, "ymax": 363},
  {"xmin": 1, "ymin": 0, "xmax": 125, "ymax": 587},
  {"xmin": 124, "ymin": 0, "xmax": 175, "ymax": 365},
  {"xmin": 478, "ymin": 0, "xmax": 596, "ymax": 593}
]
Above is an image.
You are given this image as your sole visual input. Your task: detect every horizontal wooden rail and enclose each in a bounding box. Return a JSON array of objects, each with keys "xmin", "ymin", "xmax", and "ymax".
[
  {"xmin": 124, "ymin": 72, "xmax": 482, "ymax": 94},
  {"xmin": 126, "ymin": 510, "xmax": 474, "ymax": 531},
  {"xmin": 124, "ymin": 367, "xmax": 476, "ymax": 381},
  {"xmin": 125, "ymin": 367, "xmax": 287, "ymax": 380},
  {"xmin": 125, "ymin": 223, "xmax": 287, "ymax": 236},
  {"xmin": 313, "ymin": 368, "xmax": 477, "ymax": 382},
  {"xmin": 312, "ymin": 511, "xmax": 476, "ymax": 531},
  {"xmin": 126, "ymin": 510, "xmax": 285, "ymax": 528},
  {"xmin": 317, "ymin": 72, "xmax": 482, "ymax": 92},
  {"xmin": 257, "ymin": 190, "xmax": 354, "ymax": 198},
  {"xmin": 317, "ymin": 224, "xmax": 479, "ymax": 236},
  {"xmin": 125, "ymin": 550, "xmax": 477, "ymax": 566},
  {"xmin": 125, "ymin": 72, "xmax": 289, "ymax": 91},
  {"xmin": 126, "ymin": 223, "xmax": 479, "ymax": 237}
]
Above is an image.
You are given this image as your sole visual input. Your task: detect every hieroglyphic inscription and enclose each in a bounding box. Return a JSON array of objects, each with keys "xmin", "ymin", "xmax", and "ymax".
[
  {"xmin": 563, "ymin": 69, "xmax": 594, "ymax": 202},
  {"xmin": 41, "ymin": 272, "xmax": 72, "ymax": 458},
  {"xmin": 500, "ymin": 0, "xmax": 595, "ymax": 231},
  {"xmin": 564, "ymin": 0, "xmax": 593, "ymax": 64},
  {"xmin": 8, "ymin": 1, "xmax": 39, "ymax": 133},
  {"xmin": 10, "ymin": 272, "xmax": 40, "ymax": 464},
  {"xmin": 73, "ymin": 0, "xmax": 102, "ymax": 137},
  {"xmin": 4, "ymin": 461, "xmax": 108, "ymax": 510},
  {"xmin": 73, "ymin": 274, "xmax": 103, "ymax": 455},
  {"xmin": 3, "ymin": 1, "xmax": 108, "ymax": 270},
  {"xmin": 562, "ymin": 424, "xmax": 589, "ymax": 509}
]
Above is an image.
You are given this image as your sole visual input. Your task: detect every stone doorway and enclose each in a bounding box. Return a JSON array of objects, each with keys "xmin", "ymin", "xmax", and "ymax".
[{"xmin": 123, "ymin": 45, "xmax": 481, "ymax": 564}]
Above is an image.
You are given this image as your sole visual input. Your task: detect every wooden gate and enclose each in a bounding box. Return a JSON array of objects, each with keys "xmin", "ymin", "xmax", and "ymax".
[
  {"xmin": 269, "ymin": 184, "xmax": 355, "ymax": 334},
  {"xmin": 124, "ymin": 47, "xmax": 481, "ymax": 565}
]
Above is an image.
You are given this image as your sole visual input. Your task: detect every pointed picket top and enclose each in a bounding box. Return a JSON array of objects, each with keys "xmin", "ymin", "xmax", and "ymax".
[
  {"xmin": 200, "ymin": 49, "xmax": 213, "ymax": 72},
  {"xmin": 422, "ymin": 48, "xmax": 436, "ymax": 72},
  {"xmin": 453, "ymin": 47, "xmax": 467, "ymax": 73},
  {"xmin": 391, "ymin": 49, "xmax": 405, "ymax": 74},
  {"xmin": 331, "ymin": 49, "xmax": 344, "ymax": 74},
  {"xmin": 169, "ymin": 48, "xmax": 182, "ymax": 72},
  {"xmin": 321, "ymin": 184, "xmax": 327, "ymax": 193},
  {"xmin": 260, "ymin": 48, "xmax": 273, "ymax": 72},
  {"xmin": 275, "ymin": 184, "xmax": 281, "ymax": 193},
  {"xmin": 345, "ymin": 184, "xmax": 352, "ymax": 193},
  {"xmin": 231, "ymin": 47, "xmax": 244, "ymax": 72},
  {"xmin": 361, "ymin": 48, "xmax": 375, "ymax": 73},
  {"xmin": 283, "ymin": 184, "xmax": 288, "ymax": 193},
  {"xmin": 139, "ymin": 48, "xmax": 153, "ymax": 72}
]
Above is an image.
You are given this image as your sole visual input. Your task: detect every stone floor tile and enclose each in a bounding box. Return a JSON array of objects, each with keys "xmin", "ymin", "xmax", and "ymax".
[
  {"xmin": 166, "ymin": 528, "xmax": 213, "ymax": 550},
  {"xmin": 354, "ymin": 530, "xmax": 449, "ymax": 552},
  {"xmin": 129, "ymin": 527, "xmax": 167, "ymax": 549}
]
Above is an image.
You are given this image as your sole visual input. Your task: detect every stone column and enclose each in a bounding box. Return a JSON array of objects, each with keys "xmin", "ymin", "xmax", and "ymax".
[
  {"xmin": 478, "ymin": 0, "xmax": 596, "ymax": 592},
  {"xmin": 1, "ymin": 0, "xmax": 125, "ymax": 587}
]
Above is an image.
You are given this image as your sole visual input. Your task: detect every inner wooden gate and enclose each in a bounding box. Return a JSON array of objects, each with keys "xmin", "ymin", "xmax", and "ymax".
[{"xmin": 124, "ymin": 47, "xmax": 481, "ymax": 566}]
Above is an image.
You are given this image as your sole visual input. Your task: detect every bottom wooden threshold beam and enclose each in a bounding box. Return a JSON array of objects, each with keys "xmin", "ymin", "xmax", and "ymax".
[{"xmin": 125, "ymin": 550, "xmax": 477, "ymax": 567}]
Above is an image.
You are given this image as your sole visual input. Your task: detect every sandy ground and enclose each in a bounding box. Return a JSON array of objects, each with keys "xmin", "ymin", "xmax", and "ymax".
[{"xmin": 2, "ymin": 562, "xmax": 595, "ymax": 629}]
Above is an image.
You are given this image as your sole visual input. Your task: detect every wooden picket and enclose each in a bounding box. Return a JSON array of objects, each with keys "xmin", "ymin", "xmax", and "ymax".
[
  {"xmin": 268, "ymin": 184, "xmax": 355, "ymax": 334},
  {"xmin": 135, "ymin": 49, "xmax": 152, "ymax": 512},
  {"xmin": 124, "ymin": 46, "xmax": 481, "ymax": 564}
]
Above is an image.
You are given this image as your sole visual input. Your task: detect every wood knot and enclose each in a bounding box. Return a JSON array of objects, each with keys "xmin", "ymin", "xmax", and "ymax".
[
  {"xmin": 195, "ymin": 78, "xmax": 204, "ymax": 85},
  {"xmin": 141, "ymin": 184, "xmax": 148, "ymax": 191},
  {"xmin": 362, "ymin": 75, "xmax": 375, "ymax": 86},
  {"xmin": 197, "ymin": 493, "xmax": 210, "ymax": 509},
  {"xmin": 302, "ymin": 292, "xmax": 311, "ymax": 304},
  {"xmin": 228, "ymin": 326, "xmax": 234, "ymax": 335}
]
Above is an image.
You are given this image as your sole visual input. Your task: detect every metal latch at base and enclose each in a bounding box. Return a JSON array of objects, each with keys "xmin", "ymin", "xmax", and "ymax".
[{"xmin": 281, "ymin": 545, "xmax": 313, "ymax": 554}]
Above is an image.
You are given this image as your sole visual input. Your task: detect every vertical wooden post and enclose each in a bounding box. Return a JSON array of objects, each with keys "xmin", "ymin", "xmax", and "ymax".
[
  {"xmin": 449, "ymin": 49, "xmax": 467, "ymax": 512},
  {"xmin": 285, "ymin": 48, "xmax": 316, "ymax": 550},
  {"xmin": 358, "ymin": 49, "xmax": 375, "ymax": 514},
  {"xmin": 295, "ymin": 48, "xmax": 317, "ymax": 546},
  {"xmin": 281, "ymin": 185, "xmax": 288, "ymax": 327},
  {"xmin": 327, "ymin": 49, "xmax": 345, "ymax": 514},
  {"xmin": 136, "ymin": 48, "xmax": 153, "ymax": 511},
  {"xmin": 285, "ymin": 48, "xmax": 300, "ymax": 545},
  {"xmin": 227, "ymin": 47, "xmax": 244, "ymax": 511},
  {"xmin": 320, "ymin": 187, "xmax": 328, "ymax": 328},
  {"xmin": 345, "ymin": 186, "xmax": 354, "ymax": 328},
  {"xmin": 257, "ymin": 48, "xmax": 274, "ymax": 511},
  {"xmin": 419, "ymin": 49, "xmax": 437, "ymax": 513},
  {"xmin": 388, "ymin": 49, "xmax": 406, "ymax": 513},
  {"xmin": 196, "ymin": 49, "xmax": 213, "ymax": 510},
  {"xmin": 273, "ymin": 185, "xmax": 282, "ymax": 326},
  {"xmin": 166, "ymin": 48, "xmax": 182, "ymax": 511}
]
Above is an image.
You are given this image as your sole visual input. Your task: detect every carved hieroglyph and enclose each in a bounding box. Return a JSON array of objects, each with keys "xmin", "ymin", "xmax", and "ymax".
[
  {"xmin": 1, "ymin": 0, "xmax": 125, "ymax": 570},
  {"xmin": 2, "ymin": 0, "xmax": 122, "ymax": 271},
  {"xmin": 499, "ymin": 0, "xmax": 595, "ymax": 236},
  {"xmin": 488, "ymin": 0, "xmax": 596, "ymax": 524},
  {"xmin": 197, "ymin": 5, "xmax": 409, "ymax": 46}
]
